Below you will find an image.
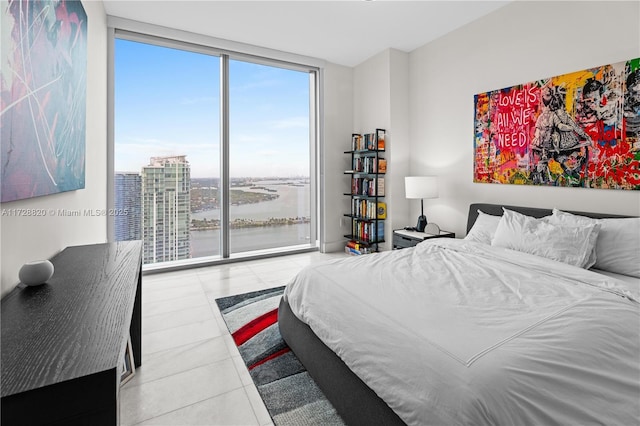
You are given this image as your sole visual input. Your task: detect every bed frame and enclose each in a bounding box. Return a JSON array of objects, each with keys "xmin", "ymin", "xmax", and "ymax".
[
  {"xmin": 465, "ymin": 203, "xmax": 629, "ymax": 234},
  {"xmin": 278, "ymin": 203, "xmax": 632, "ymax": 426}
]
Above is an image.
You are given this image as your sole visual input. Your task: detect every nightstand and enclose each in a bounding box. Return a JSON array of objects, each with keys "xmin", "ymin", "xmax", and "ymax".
[{"xmin": 392, "ymin": 229, "xmax": 455, "ymax": 249}]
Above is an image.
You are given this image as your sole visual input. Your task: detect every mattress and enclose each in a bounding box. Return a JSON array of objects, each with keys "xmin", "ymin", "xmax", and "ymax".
[{"xmin": 283, "ymin": 238, "xmax": 640, "ymax": 425}]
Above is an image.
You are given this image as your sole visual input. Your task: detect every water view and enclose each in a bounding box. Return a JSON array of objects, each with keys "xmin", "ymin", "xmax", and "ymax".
[
  {"xmin": 114, "ymin": 38, "xmax": 314, "ymax": 264},
  {"xmin": 190, "ymin": 179, "xmax": 311, "ymax": 256}
]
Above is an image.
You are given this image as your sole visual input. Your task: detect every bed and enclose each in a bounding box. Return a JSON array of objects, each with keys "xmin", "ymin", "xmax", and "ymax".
[{"xmin": 278, "ymin": 203, "xmax": 640, "ymax": 425}]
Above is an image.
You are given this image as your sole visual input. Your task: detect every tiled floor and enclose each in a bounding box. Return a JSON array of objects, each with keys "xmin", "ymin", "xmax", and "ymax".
[{"xmin": 121, "ymin": 250, "xmax": 346, "ymax": 426}]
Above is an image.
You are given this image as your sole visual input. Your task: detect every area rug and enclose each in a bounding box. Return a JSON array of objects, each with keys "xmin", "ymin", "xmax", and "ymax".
[{"xmin": 215, "ymin": 286, "xmax": 345, "ymax": 426}]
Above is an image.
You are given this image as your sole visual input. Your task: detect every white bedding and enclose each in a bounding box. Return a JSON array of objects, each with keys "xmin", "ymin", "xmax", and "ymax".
[
  {"xmin": 591, "ymin": 268, "xmax": 640, "ymax": 295},
  {"xmin": 284, "ymin": 238, "xmax": 640, "ymax": 425}
]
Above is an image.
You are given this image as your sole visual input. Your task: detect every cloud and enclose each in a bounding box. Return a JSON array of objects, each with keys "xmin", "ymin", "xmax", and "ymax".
[
  {"xmin": 119, "ymin": 136, "xmax": 219, "ymax": 151},
  {"xmin": 114, "ymin": 135, "xmax": 219, "ymax": 174}
]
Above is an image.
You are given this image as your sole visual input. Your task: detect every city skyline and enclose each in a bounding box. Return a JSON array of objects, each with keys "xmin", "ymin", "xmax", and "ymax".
[
  {"xmin": 141, "ymin": 155, "xmax": 191, "ymax": 264},
  {"xmin": 114, "ymin": 38, "xmax": 311, "ymax": 178},
  {"xmin": 114, "ymin": 162, "xmax": 312, "ymax": 263},
  {"xmin": 114, "ymin": 172, "xmax": 141, "ymax": 242}
]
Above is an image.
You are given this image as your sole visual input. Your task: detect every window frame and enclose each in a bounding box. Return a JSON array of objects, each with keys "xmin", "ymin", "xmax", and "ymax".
[{"xmin": 107, "ymin": 20, "xmax": 321, "ymax": 272}]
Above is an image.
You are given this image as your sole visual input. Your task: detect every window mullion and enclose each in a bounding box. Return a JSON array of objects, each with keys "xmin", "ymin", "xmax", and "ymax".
[{"xmin": 220, "ymin": 54, "xmax": 230, "ymax": 259}]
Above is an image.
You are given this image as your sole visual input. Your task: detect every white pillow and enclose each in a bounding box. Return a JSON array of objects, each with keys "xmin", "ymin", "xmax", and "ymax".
[
  {"xmin": 546, "ymin": 208, "xmax": 601, "ymax": 269},
  {"xmin": 550, "ymin": 209, "xmax": 640, "ymax": 277},
  {"xmin": 465, "ymin": 210, "xmax": 502, "ymax": 245},
  {"xmin": 491, "ymin": 208, "xmax": 599, "ymax": 268}
]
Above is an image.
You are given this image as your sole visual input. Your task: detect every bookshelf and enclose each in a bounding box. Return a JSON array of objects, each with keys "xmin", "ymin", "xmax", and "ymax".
[{"xmin": 344, "ymin": 128, "xmax": 386, "ymax": 255}]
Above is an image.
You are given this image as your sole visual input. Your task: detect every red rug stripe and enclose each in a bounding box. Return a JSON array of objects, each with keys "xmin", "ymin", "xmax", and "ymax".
[
  {"xmin": 249, "ymin": 347, "xmax": 291, "ymax": 371},
  {"xmin": 232, "ymin": 308, "xmax": 279, "ymax": 346}
]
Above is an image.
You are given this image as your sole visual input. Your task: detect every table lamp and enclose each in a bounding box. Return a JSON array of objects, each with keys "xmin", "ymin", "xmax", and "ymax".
[{"xmin": 405, "ymin": 176, "xmax": 438, "ymax": 232}]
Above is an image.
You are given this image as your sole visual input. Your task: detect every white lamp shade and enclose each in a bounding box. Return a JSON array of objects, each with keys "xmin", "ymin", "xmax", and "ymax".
[{"xmin": 405, "ymin": 176, "xmax": 438, "ymax": 199}]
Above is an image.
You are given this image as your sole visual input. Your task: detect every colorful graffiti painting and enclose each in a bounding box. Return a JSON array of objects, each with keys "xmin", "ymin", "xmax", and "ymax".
[
  {"xmin": 1, "ymin": 0, "xmax": 87, "ymax": 202},
  {"xmin": 474, "ymin": 58, "xmax": 640, "ymax": 190}
]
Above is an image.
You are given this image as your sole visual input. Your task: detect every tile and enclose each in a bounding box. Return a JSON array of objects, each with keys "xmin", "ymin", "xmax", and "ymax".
[
  {"xmin": 257, "ymin": 268, "xmax": 300, "ymax": 286},
  {"xmin": 289, "ymin": 251, "xmax": 343, "ymax": 266},
  {"xmin": 131, "ymin": 337, "xmax": 231, "ymax": 385},
  {"xmin": 222, "ymin": 333, "xmax": 241, "ymax": 357},
  {"xmin": 144, "ymin": 294, "xmax": 209, "ymax": 317},
  {"xmin": 143, "ymin": 319, "xmax": 223, "ymax": 354},
  {"xmin": 244, "ymin": 384, "xmax": 272, "ymax": 426},
  {"xmin": 200, "ymin": 274, "xmax": 260, "ymax": 295},
  {"xmin": 232, "ymin": 355, "xmax": 254, "ymax": 387},
  {"xmin": 124, "ymin": 252, "xmax": 348, "ymax": 426},
  {"xmin": 195, "ymin": 264, "xmax": 255, "ymax": 281},
  {"xmin": 206, "ymin": 282, "xmax": 275, "ymax": 303},
  {"xmin": 143, "ymin": 279, "xmax": 202, "ymax": 294},
  {"xmin": 143, "ymin": 305, "xmax": 215, "ymax": 334},
  {"xmin": 143, "ymin": 283, "xmax": 204, "ymax": 303},
  {"xmin": 136, "ymin": 388, "xmax": 259, "ymax": 426},
  {"xmin": 250, "ymin": 260, "xmax": 300, "ymax": 276},
  {"xmin": 143, "ymin": 270, "xmax": 202, "ymax": 286},
  {"xmin": 210, "ymin": 306, "xmax": 231, "ymax": 335},
  {"xmin": 120, "ymin": 359, "xmax": 242, "ymax": 425}
]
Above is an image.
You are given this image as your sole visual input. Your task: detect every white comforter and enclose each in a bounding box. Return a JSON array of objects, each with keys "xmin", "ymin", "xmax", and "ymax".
[{"xmin": 284, "ymin": 238, "xmax": 640, "ymax": 426}]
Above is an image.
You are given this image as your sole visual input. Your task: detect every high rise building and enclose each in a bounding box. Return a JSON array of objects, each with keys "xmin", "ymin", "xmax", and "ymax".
[
  {"xmin": 142, "ymin": 155, "xmax": 191, "ymax": 264},
  {"xmin": 114, "ymin": 172, "xmax": 142, "ymax": 241}
]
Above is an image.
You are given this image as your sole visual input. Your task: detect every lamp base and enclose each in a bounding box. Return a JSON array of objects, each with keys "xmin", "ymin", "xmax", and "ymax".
[{"xmin": 416, "ymin": 215, "xmax": 427, "ymax": 232}]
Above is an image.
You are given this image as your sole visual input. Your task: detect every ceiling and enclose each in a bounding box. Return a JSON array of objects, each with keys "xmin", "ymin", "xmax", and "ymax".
[{"xmin": 102, "ymin": 1, "xmax": 510, "ymax": 67}]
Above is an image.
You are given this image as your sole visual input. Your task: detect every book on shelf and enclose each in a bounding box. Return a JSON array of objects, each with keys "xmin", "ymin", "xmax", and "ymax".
[
  {"xmin": 352, "ymin": 157, "xmax": 385, "ymax": 174},
  {"xmin": 350, "ymin": 177, "xmax": 385, "ymax": 197},
  {"xmin": 345, "ymin": 243, "xmax": 370, "ymax": 255},
  {"xmin": 376, "ymin": 177, "xmax": 385, "ymax": 196},
  {"xmin": 377, "ymin": 129, "xmax": 385, "ymax": 150},
  {"xmin": 345, "ymin": 246, "xmax": 362, "ymax": 256},
  {"xmin": 346, "ymin": 240, "xmax": 360, "ymax": 250},
  {"xmin": 352, "ymin": 134, "xmax": 367, "ymax": 151},
  {"xmin": 351, "ymin": 219, "xmax": 384, "ymax": 243},
  {"xmin": 376, "ymin": 221, "xmax": 385, "ymax": 240},
  {"xmin": 365, "ymin": 133, "xmax": 375, "ymax": 150},
  {"xmin": 351, "ymin": 199, "xmax": 386, "ymax": 219},
  {"xmin": 351, "ymin": 130, "xmax": 385, "ymax": 152},
  {"xmin": 346, "ymin": 129, "xmax": 386, "ymax": 254}
]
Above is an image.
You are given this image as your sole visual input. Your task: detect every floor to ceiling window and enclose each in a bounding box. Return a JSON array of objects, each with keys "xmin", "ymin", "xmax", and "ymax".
[
  {"xmin": 112, "ymin": 33, "xmax": 318, "ymax": 266},
  {"xmin": 228, "ymin": 59, "xmax": 312, "ymax": 254},
  {"xmin": 114, "ymin": 38, "xmax": 221, "ymax": 264}
]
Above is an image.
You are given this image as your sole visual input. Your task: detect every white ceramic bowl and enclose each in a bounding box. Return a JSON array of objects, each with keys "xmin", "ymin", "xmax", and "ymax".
[{"xmin": 19, "ymin": 260, "xmax": 55, "ymax": 286}]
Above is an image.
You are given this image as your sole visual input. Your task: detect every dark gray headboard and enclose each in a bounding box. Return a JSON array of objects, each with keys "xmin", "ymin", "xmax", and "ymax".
[{"xmin": 466, "ymin": 203, "xmax": 632, "ymax": 234}]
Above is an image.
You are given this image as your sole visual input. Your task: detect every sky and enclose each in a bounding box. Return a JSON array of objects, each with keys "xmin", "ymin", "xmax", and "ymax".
[{"xmin": 114, "ymin": 39, "xmax": 310, "ymax": 178}]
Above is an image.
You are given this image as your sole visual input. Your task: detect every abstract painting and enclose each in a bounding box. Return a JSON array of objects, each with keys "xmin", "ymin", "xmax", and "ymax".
[
  {"xmin": 474, "ymin": 58, "xmax": 640, "ymax": 190},
  {"xmin": 1, "ymin": 0, "xmax": 87, "ymax": 202}
]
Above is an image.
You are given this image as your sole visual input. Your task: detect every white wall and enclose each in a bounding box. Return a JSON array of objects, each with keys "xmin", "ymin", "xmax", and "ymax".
[
  {"xmin": 351, "ymin": 49, "xmax": 412, "ymax": 250},
  {"xmin": 322, "ymin": 63, "xmax": 354, "ymax": 252},
  {"xmin": 353, "ymin": 51, "xmax": 391, "ymax": 250},
  {"xmin": 409, "ymin": 1, "xmax": 640, "ymax": 238},
  {"xmin": 0, "ymin": 1, "xmax": 108, "ymax": 297},
  {"xmin": 388, "ymin": 49, "xmax": 411, "ymax": 238}
]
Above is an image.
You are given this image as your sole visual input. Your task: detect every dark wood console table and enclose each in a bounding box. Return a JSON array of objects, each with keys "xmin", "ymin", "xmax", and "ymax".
[{"xmin": 1, "ymin": 241, "xmax": 142, "ymax": 425}]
